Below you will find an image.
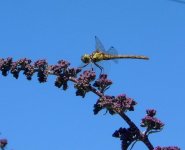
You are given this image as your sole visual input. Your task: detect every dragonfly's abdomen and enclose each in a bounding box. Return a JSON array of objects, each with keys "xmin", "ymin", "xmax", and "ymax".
[
  {"xmin": 107, "ymin": 55, "xmax": 149, "ymax": 60},
  {"xmin": 91, "ymin": 51, "xmax": 149, "ymax": 62}
]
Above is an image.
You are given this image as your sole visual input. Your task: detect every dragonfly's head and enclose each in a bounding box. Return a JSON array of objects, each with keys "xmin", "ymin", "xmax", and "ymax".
[{"xmin": 81, "ymin": 54, "xmax": 91, "ymax": 64}]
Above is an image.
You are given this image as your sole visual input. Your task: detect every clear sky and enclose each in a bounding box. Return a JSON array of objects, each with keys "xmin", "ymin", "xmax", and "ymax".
[{"xmin": 0, "ymin": 0, "xmax": 185, "ymax": 150}]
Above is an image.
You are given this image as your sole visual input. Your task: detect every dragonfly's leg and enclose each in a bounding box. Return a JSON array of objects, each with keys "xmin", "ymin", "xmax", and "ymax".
[
  {"xmin": 90, "ymin": 63, "xmax": 94, "ymax": 71},
  {"xmin": 80, "ymin": 63, "xmax": 89, "ymax": 69},
  {"xmin": 94, "ymin": 62, "xmax": 104, "ymax": 75}
]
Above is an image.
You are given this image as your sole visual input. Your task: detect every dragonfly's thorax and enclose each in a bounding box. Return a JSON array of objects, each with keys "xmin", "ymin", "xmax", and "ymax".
[{"xmin": 91, "ymin": 51, "xmax": 108, "ymax": 62}]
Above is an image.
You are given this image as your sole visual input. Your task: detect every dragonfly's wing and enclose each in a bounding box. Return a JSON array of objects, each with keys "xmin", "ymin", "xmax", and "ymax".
[
  {"xmin": 95, "ymin": 36, "xmax": 106, "ymax": 52},
  {"xmin": 107, "ymin": 46, "xmax": 119, "ymax": 64},
  {"xmin": 107, "ymin": 46, "xmax": 118, "ymax": 55}
]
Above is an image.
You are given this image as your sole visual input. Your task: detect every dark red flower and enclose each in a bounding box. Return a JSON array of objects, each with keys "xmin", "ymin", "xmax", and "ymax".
[{"xmin": 0, "ymin": 139, "xmax": 7, "ymax": 149}]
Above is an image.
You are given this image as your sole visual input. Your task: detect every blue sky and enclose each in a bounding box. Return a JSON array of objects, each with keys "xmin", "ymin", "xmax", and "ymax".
[{"xmin": 0, "ymin": 0, "xmax": 185, "ymax": 149}]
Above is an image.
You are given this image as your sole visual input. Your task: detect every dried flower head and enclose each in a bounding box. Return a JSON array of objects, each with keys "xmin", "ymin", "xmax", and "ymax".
[
  {"xmin": 93, "ymin": 74, "xmax": 112, "ymax": 93},
  {"xmin": 154, "ymin": 146, "xmax": 180, "ymax": 150},
  {"xmin": 0, "ymin": 57, "xmax": 12, "ymax": 76},
  {"xmin": 94, "ymin": 94, "xmax": 137, "ymax": 115},
  {"xmin": 75, "ymin": 70, "xmax": 96, "ymax": 98},
  {"xmin": 113, "ymin": 127, "xmax": 138, "ymax": 150},
  {"xmin": 0, "ymin": 139, "xmax": 7, "ymax": 149},
  {"xmin": 141, "ymin": 116, "xmax": 164, "ymax": 130}
]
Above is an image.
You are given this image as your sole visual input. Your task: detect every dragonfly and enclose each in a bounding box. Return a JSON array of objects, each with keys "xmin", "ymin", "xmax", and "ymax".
[{"xmin": 81, "ymin": 36, "xmax": 149, "ymax": 73}]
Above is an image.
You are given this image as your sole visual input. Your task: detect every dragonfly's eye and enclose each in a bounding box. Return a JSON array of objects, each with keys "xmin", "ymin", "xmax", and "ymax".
[{"xmin": 81, "ymin": 54, "xmax": 90, "ymax": 63}]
